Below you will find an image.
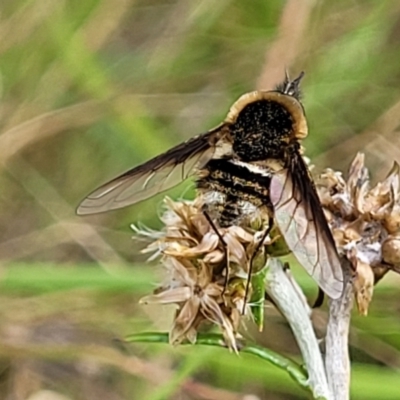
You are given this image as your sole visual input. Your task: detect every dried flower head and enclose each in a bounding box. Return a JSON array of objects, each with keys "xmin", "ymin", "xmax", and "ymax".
[
  {"xmin": 316, "ymin": 153, "xmax": 400, "ymax": 314},
  {"xmin": 135, "ymin": 197, "xmax": 275, "ymax": 351}
]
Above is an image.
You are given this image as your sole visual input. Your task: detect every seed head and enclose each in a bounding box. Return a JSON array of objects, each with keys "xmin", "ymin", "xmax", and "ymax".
[
  {"xmin": 316, "ymin": 153, "xmax": 400, "ymax": 314},
  {"xmin": 136, "ymin": 197, "xmax": 274, "ymax": 351}
]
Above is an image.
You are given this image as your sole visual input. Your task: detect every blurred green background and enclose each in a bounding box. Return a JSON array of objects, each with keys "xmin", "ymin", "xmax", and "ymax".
[{"xmin": 1, "ymin": 0, "xmax": 400, "ymax": 399}]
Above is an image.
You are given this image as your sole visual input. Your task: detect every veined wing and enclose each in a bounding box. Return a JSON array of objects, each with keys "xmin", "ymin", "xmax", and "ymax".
[
  {"xmin": 270, "ymin": 151, "xmax": 344, "ymax": 299},
  {"xmin": 77, "ymin": 126, "xmax": 224, "ymax": 215}
]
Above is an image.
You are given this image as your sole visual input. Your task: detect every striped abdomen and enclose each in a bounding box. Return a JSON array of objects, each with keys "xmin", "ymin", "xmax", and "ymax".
[{"xmin": 196, "ymin": 158, "xmax": 273, "ymax": 227}]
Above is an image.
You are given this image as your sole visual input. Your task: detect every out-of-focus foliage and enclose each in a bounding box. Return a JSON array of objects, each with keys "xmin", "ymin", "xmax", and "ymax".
[{"xmin": 0, "ymin": 0, "xmax": 400, "ymax": 399}]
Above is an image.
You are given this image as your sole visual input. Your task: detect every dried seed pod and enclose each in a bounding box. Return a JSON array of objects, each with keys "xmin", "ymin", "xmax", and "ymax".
[
  {"xmin": 316, "ymin": 153, "xmax": 400, "ymax": 315},
  {"xmin": 384, "ymin": 205, "xmax": 400, "ymax": 234},
  {"xmin": 382, "ymin": 235, "xmax": 400, "ymax": 266}
]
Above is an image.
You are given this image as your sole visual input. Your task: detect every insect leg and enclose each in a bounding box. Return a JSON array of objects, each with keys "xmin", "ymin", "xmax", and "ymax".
[
  {"xmin": 202, "ymin": 211, "xmax": 230, "ymax": 290},
  {"xmin": 243, "ymin": 216, "xmax": 274, "ymax": 314}
]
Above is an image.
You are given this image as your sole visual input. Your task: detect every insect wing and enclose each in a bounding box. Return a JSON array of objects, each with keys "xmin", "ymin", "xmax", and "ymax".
[
  {"xmin": 270, "ymin": 155, "xmax": 343, "ymax": 299},
  {"xmin": 77, "ymin": 129, "xmax": 221, "ymax": 215}
]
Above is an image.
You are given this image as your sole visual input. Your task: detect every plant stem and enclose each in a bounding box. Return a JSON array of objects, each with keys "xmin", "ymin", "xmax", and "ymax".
[
  {"xmin": 265, "ymin": 258, "xmax": 331, "ymax": 400},
  {"xmin": 325, "ymin": 260, "xmax": 353, "ymax": 400},
  {"xmin": 125, "ymin": 331, "xmax": 310, "ymax": 390}
]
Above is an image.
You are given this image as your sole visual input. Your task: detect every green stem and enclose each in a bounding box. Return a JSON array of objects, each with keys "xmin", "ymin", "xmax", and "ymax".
[{"xmin": 125, "ymin": 331, "xmax": 310, "ymax": 392}]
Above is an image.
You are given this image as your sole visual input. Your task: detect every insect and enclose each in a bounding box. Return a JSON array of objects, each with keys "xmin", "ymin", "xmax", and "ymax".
[{"xmin": 77, "ymin": 72, "xmax": 344, "ymax": 299}]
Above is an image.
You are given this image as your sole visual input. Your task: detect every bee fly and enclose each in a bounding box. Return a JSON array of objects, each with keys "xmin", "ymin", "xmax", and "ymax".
[{"xmin": 77, "ymin": 72, "xmax": 344, "ymax": 299}]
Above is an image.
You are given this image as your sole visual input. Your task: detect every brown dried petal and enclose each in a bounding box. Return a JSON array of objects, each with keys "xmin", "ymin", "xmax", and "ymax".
[
  {"xmin": 363, "ymin": 163, "xmax": 399, "ymax": 218},
  {"xmin": 386, "ymin": 162, "xmax": 400, "ymax": 198},
  {"xmin": 201, "ymin": 295, "xmax": 226, "ymax": 325},
  {"xmin": 353, "ymin": 180, "xmax": 369, "ymax": 215},
  {"xmin": 140, "ymin": 287, "xmax": 192, "ymax": 305},
  {"xmin": 318, "ymin": 169, "xmax": 346, "ymax": 192},
  {"xmin": 164, "ymin": 232, "xmax": 219, "ymax": 258},
  {"xmin": 347, "ymin": 153, "xmax": 368, "ymax": 198},
  {"xmin": 227, "ymin": 226, "xmax": 254, "ymax": 243},
  {"xmin": 221, "ymin": 316, "xmax": 239, "ymax": 353},
  {"xmin": 185, "ymin": 326, "xmax": 198, "ymax": 344},
  {"xmin": 318, "ymin": 187, "xmax": 334, "ymax": 207},
  {"xmin": 190, "ymin": 212, "xmax": 210, "ymax": 237},
  {"xmin": 184, "ymin": 314, "xmax": 204, "ymax": 344},
  {"xmin": 196, "ymin": 261, "xmax": 213, "ymax": 289},
  {"xmin": 332, "ymin": 228, "xmax": 347, "ymax": 249},
  {"xmin": 224, "ymin": 231, "xmax": 247, "ymax": 266},
  {"xmin": 170, "ymin": 297, "xmax": 201, "ymax": 345},
  {"xmin": 163, "ymin": 197, "xmax": 200, "ymax": 234},
  {"xmin": 204, "ymin": 249, "xmax": 224, "ymax": 264},
  {"xmin": 353, "ymin": 260, "xmax": 374, "ymax": 316},
  {"xmin": 370, "ymin": 161, "xmax": 400, "ymax": 204},
  {"xmin": 231, "ymin": 297, "xmax": 246, "ymax": 316},
  {"xmin": 164, "ymin": 257, "xmax": 197, "ymax": 287},
  {"xmin": 343, "ymin": 223, "xmax": 362, "ymax": 243},
  {"xmin": 332, "ymin": 194, "xmax": 354, "ymax": 218},
  {"xmin": 364, "ymin": 188, "xmax": 391, "ymax": 217},
  {"xmin": 203, "ymin": 282, "xmax": 223, "ymax": 298},
  {"xmin": 230, "ymin": 308, "xmax": 241, "ymax": 331},
  {"xmin": 163, "ymin": 242, "xmax": 193, "ymax": 256},
  {"xmin": 201, "ymin": 296, "xmax": 238, "ymax": 351}
]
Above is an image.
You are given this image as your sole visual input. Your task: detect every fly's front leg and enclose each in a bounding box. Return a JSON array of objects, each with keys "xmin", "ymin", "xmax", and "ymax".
[{"xmin": 202, "ymin": 211, "xmax": 230, "ymax": 291}]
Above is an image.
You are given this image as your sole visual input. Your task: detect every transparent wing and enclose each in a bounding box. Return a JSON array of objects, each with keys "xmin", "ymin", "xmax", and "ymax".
[
  {"xmin": 270, "ymin": 153, "xmax": 344, "ymax": 299},
  {"xmin": 77, "ymin": 128, "xmax": 222, "ymax": 215}
]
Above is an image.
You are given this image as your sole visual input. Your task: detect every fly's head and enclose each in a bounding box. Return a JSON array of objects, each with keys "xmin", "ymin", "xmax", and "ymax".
[{"xmin": 225, "ymin": 72, "xmax": 308, "ymax": 162}]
